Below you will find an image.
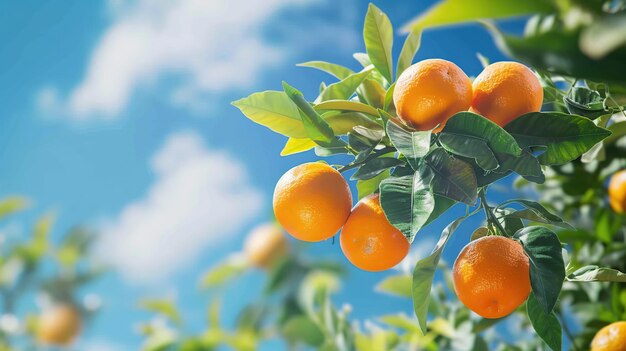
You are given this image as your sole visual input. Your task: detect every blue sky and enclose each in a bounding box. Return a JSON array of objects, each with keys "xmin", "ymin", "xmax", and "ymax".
[{"xmin": 0, "ymin": 0, "xmax": 528, "ymax": 349}]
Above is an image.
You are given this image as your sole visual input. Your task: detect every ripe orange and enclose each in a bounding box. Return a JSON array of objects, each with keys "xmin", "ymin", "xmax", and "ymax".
[
  {"xmin": 37, "ymin": 304, "xmax": 82, "ymax": 346},
  {"xmin": 470, "ymin": 61, "xmax": 543, "ymax": 127},
  {"xmin": 340, "ymin": 194, "xmax": 410, "ymax": 272},
  {"xmin": 393, "ymin": 59, "xmax": 472, "ymax": 131},
  {"xmin": 591, "ymin": 321, "xmax": 626, "ymax": 351},
  {"xmin": 273, "ymin": 162, "xmax": 352, "ymax": 242},
  {"xmin": 244, "ymin": 222, "xmax": 289, "ymax": 269},
  {"xmin": 453, "ymin": 236, "xmax": 531, "ymax": 319},
  {"xmin": 609, "ymin": 170, "xmax": 626, "ymax": 214}
]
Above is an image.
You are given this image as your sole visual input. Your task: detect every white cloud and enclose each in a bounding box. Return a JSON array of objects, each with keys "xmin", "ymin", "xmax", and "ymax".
[
  {"xmin": 96, "ymin": 131, "xmax": 263, "ymax": 285},
  {"xmin": 40, "ymin": 0, "xmax": 357, "ymax": 119}
]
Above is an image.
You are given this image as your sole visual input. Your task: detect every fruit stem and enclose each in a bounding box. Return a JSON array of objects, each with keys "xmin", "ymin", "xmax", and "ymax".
[{"xmin": 478, "ymin": 188, "xmax": 509, "ymax": 237}]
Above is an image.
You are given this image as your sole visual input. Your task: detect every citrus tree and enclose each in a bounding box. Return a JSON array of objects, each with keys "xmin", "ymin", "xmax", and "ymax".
[
  {"xmin": 0, "ymin": 197, "xmax": 103, "ymax": 350},
  {"xmin": 139, "ymin": 1, "xmax": 626, "ymax": 350}
]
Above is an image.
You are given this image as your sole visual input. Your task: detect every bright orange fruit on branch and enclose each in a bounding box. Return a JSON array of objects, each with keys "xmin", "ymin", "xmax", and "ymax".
[
  {"xmin": 340, "ymin": 194, "xmax": 410, "ymax": 272},
  {"xmin": 273, "ymin": 162, "xmax": 352, "ymax": 242},
  {"xmin": 393, "ymin": 59, "xmax": 472, "ymax": 131},
  {"xmin": 591, "ymin": 321, "xmax": 626, "ymax": 351},
  {"xmin": 36, "ymin": 304, "xmax": 82, "ymax": 346},
  {"xmin": 470, "ymin": 61, "xmax": 543, "ymax": 127},
  {"xmin": 453, "ymin": 236, "xmax": 531, "ymax": 319},
  {"xmin": 244, "ymin": 222, "xmax": 289, "ymax": 269},
  {"xmin": 609, "ymin": 170, "xmax": 626, "ymax": 214}
]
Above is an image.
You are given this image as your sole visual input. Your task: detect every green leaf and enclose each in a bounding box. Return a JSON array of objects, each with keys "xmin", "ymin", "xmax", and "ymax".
[
  {"xmin": 493, "ymin": 150, "xmax": 544, "ymax": 183},
  {"xmin": 353, "ymin": 52, "xmax": 372, "ymax": 67},
  {"xmin": 379, "ymin": 170, "xmax": 435, "ymax": 242},
  {"xmin": 402, "ymin": 0, "xmax": 554, "ymax": 32},
  {"xmin": 526, "ymin": 292, "xmax": 562, "ymax": 351},
  {"xmin": 358, "ymin": 78, "xmax": 386, "ymax": 109},
  {"xmin": 0, "ymin": 197, "xmax": 29, "ymax": 220},
  {"xmin": 498, "ymin": 199, "xmax": 572, "ymax": 229},
  {"xmin": 317, "ymin": 69, "xmax": 373, "ymax": 102},
  {"xmin": 383, "ymin": 83, "xmax": 395, "ymax": 111},
  {"xmin": 139, "ymin": 298, "xmax": 183, "ymax": 326},
  {"xmin": 313, "ymin": 99, "xmax": 379, "ymax": 116},
  {"xmin": 426, "ymin": 149, "xmax": 478, "ymax": 205},
  {"xmin": 396, "ymin": 30, "xmax": 422, "ymax": 79},
  {"xmin": 297, "ymin": 61, "xmax": 354, "ymax": 80},
  {"xmin": 280, "ymin": 138, "xmax": 316, "ymax": 156},
  {"xmin": 386, "ymin": 120, "xmax": 431, "ymax": 169},
  {"xmin": 567, "ymin": 265, "xmax": 626, "ymax": 282},
  {"xmin": 580, "ymin": 12, "xmax": 626, "ymax": 60},
  {"xmin": 413, "ymin": 216, "xmax": 467, "ymax": 333},
  {"xmin": 200, "ymin": 255, "xmax": 249, "ymax": 288},
  {"xmin": 363, "ymin": 3, "xmax": 394, "ymax": 83},
  {"xmin": 232, "ymin": 91, "xmax": 305, "ymax": 138},
  {"xmin": 357, "ymin": 169, "xmax": 390, "ymax": 200},
  {"xmin": 352, "ymin": 157, "xmax": 404, "ymax": 181},
  {"xmin": 439, "ymin": 112, "xmax": 522, "ymax": 171},
  {"xmin": 282, "ymin": 81, "xmax": 335, "ymax": 144},
  {"xmin": 281, "ymin": 315, "xmax": 325, "ymax": 347},
  {"xmin": 514, "ymin": 226, "xmax": 565, "ymax": 314},
  {"xmin": 376, "ymin": 274, "xmax": 412, "ymax": 298},
  {"xmin": 564, "ymin": 87, "xmax": 607, "ymax": 120},
  {"xmin": 504, "ymin": 112, "xmax": 612, "ymax": 165},
  {"xmin": 324, "ymin": 112, "xmax": 383, "ymax": 135}
]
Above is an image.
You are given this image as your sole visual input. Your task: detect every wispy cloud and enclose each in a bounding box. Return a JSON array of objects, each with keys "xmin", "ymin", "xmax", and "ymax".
[
  {"xmin": 96, "ymin": 131, "xmax": 263, "ymax": 285},
  {"xmin": 38, "ymin": 0, "xmax": 358, "ymax": 119}
]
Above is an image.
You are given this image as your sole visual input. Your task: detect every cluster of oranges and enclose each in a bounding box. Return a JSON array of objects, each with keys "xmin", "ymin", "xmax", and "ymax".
[
  {"xmin": 273, "ymin": 162, "xmax": 409, "ymax": 272},
  {"xmin": 267, "ymin": 58, "xmax": 626, "ymax": 340}
]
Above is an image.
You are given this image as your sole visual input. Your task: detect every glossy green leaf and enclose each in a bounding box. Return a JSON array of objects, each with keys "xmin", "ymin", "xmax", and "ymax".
[
  {"xmin": 564, "ymin": 87, "xmax": 607, "ymax": 119},
  {"xmin": 386, "ymin": 120, "xmax": 431, "ymax": 169},
  {"xmin": 505, "ymin": 112, "xmax": 612, "ymax": 165},
  {"xmin": 297, "ymin": 61, "xmax": 354, "ymax": 80},
  {"xmin": 324, "ymin": 112, "xmax": 382, "ymax": 135},
  {"xmin": 402, "ymin": 0, "xmax": 553, "ymax": 32},
  {"xmin": 396, "ymin": 30, "xmax": 421, "ymax": 79},
  {"xmin": 426, "ymin": 149, "xmax": 478, "ymax": 205},
  {"xmin": 376, "ymin": 274, "xmax": 412, "ymax": 298},
  {"xmin": 283, "ymin": 81, "xmax": 334, "ymax": 144},
  {"xmin": 498, "ymin": 199, "xmax": 572, "ymax": 229},
  {"xmin": 526, "ymin": 292, "xmax": 562, "ymax": 351},
  {"xmin": 317, "ymin": 69, "xmax": 373, "ymax": 102},
  {"xmin": 567, "ymin": 265, "xmax": 626, "ymax": 282},
  {"xmin": 353, "ymin": 52, "xmax": 372, "ymax": 67},
  {"xmin": 357, "ymin": 169, "xmax": 390, "ymax": 200},
  {"xmin": 358, "ymin": 78, "xmax": 386, "ymax": 109},
  {"xmin": 379, "ymin": 170, "xmax": 435, "ymax": 242},
  {"xmin": 232, "ymin": 91, "xmax": 306, "ymax": 138},
  {"xmin": 280, "ymin": 138, "xmax": 315, "ymax": 156},
  {"xmin": 363, "ymin": 3, "xmax": 394, "ymax": 83},
  {"xmin": 313, "ymin": 99, "xmax": 379, "ymax": 116},
  {"xmin": 425, "ymin": 195, "xmax": 456, "ymax": 226},
  {"xmin": 514, "ymin": 226, "xmax": 565, "ymax": 314},
  {"xmin": 493, "ymin": 150, "xmax": 544, "ymax": 183},
  {"xmin": 413, "ymin": 216, "xmax": 467, "ymax": 333},
  {"xmin": 440, "ymin": 112, "xmax": 524, "ymax": 171},
  {"xmin": 352, "ymin": 157, "xmax": 404, "ymax": 180},
  {"xmin": 383, "ymin": 83, "xmax": 395, "ymax": 111}
]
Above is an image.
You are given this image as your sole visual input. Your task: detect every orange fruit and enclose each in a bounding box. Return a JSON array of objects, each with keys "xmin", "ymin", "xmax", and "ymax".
[
  {"xmin": 393, "ymin": 59, "xmax": 472, "ymax": 131},
  {"xmin": 470, "ymin": 61, "xmax": 543, "ymax": 127},
  {"xmin": 609, "ymin": 170, "xmax": 626, "ymax": 214},
  {"xmin": 453, "ymin": 236, "xmax": 531, "ymax": 319},
  {"xmin": 244, "ymin": 222, "xmax": 289, "ymax": 269},
  {"xmin": 591, "ymin": 321, "xmax": 626, "ymax": 351},
  {"xmin": 37, "ymin": 304, "xmax": 82, "ymax": 346},
  {"xmin": 340, "ymin": 194, "xmax": 410, "ymax": 272},
  {"xmin": 273, "ymin": 162, "xmax": 352, "ymax": 242}
]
